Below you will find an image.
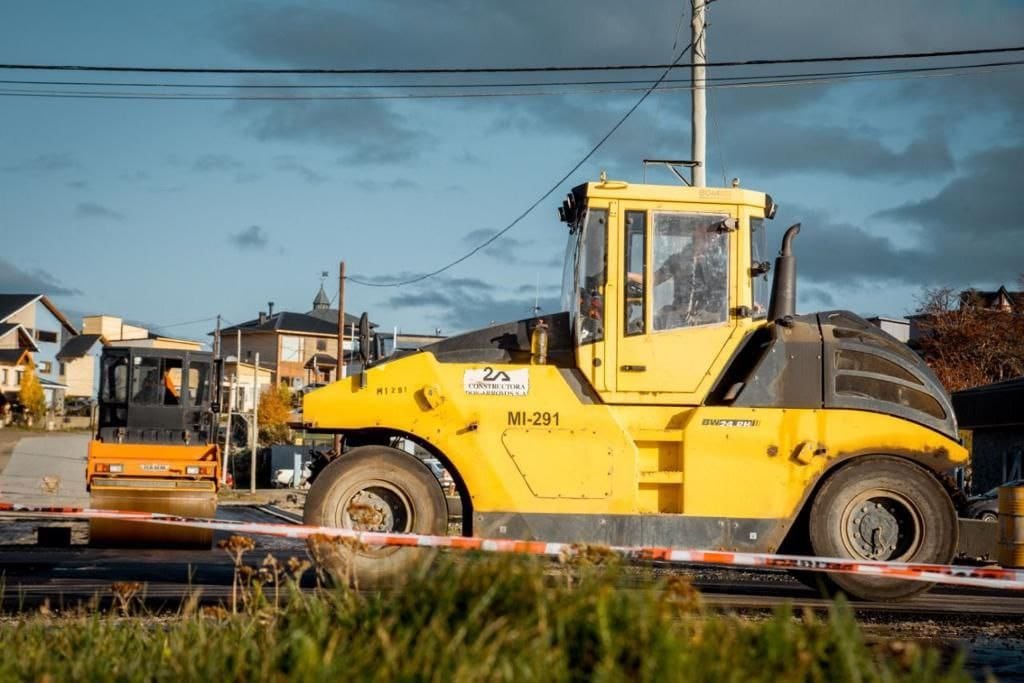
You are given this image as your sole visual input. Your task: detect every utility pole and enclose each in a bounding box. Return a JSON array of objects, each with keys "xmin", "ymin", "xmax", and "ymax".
[
  {"xmin": 250, "ymin": 351, "xmax": 259, "ymax": 494},
  {"xmin": 213, "ymin": 314, "xmax": 222, "ymax": 483},
  {"xmin": 334, "ymin": 261, "xmax": 346, "ymax": 455},
  {"xmin": 222, "ymin": 373, "xmax": 234, "ymax": 486},
  {"xmin": 691, "ymin": 0, "xmax": 707, "ymax": 187},
  {"xmin": 337, "ymin": 261, "xmax": 346, "ymax": 380}
]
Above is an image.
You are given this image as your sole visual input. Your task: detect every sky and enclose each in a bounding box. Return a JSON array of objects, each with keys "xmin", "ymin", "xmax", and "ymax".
[{"xmin": 1, "ymin": 1, "xmax": 1023, "ymax": 342}]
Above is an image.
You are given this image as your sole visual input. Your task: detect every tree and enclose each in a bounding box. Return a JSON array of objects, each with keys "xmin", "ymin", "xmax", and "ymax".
[
  {"xmin": 258, "ymin": 383, "xmax": 293, "ymax": 445},
  {"xmin": 913, "ymin": 286, "xmax": 1024, "ymax": 392},
  {"xmin": 18, "ymin": 361, "xmax": 47, "ymax": 424}
]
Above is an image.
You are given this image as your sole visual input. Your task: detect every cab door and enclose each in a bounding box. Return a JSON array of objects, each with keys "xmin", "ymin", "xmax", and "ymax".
[
  {"xmin": 612, "ymin": 205, "xmax": 741, "ymax": 401},
  {"xmin": 572, "ymin": 202, "xmax": 613, "ymax": 393}
]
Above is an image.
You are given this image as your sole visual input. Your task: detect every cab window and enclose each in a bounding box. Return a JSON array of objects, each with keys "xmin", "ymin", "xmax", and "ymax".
[
  {"xmin": 576, "ymin": 208, "xmax": 608, "ymax": 344},
  {"xmin": 624, "ymin": 211, "xmax": 647, "ymax": 335},
  {"xmin": 651, "ymin": 212, "xmax": 730, "ymax": 330}
]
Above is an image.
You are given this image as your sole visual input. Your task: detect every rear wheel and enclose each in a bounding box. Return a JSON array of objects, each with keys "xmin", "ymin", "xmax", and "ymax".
[
  {"xmin": 303, "ymin": 446, "xmax": 448, "ymax": 587},
  {"xmin": 807, "ymin": 455, "xmax": 957, "ymax": 601}
]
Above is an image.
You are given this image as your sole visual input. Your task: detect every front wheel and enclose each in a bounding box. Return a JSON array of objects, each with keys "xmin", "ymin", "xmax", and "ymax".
[
  {"xmin": 303, "ymin": 446, "xmax": 448, "ymax": 587},
  {"xmin": 807, "ymin": 455, "xmax": 958, "ymax": 601}
]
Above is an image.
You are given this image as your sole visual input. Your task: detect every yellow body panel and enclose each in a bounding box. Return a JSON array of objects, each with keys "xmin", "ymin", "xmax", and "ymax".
[{"xmin": 304, "ymin": 353, "xmax": 967, "ymax": 526}]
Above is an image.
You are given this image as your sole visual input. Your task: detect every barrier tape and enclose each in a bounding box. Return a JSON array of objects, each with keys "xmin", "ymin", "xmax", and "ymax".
[{"xmin": 2, "ymin": 502, "xmax": 1023, "ymax": 592}]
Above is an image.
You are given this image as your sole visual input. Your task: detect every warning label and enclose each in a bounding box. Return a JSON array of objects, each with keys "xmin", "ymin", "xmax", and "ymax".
[{"xmin": 464, "ymin": 367, "xmax": 529, "ymax": 396}]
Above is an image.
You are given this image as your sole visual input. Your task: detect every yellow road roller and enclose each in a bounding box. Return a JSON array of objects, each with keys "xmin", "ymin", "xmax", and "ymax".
[
  {"xmin": 302, "ymin": 178, "xmax": 968, "ymax": 601},
  {"xmin": 87, "ymin": 347, "xmax": 221, "ymax": 547}
]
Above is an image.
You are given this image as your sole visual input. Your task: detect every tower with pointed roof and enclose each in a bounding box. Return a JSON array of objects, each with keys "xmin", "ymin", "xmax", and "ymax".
[{"xmin": 312, "ymin": 283, "xmax": 331, "ymax": 312}]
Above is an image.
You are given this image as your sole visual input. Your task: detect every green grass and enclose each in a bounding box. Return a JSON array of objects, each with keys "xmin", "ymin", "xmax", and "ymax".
[{"xmin": 0, "ymin": 553, "xmax": 966, "ymax": 682}]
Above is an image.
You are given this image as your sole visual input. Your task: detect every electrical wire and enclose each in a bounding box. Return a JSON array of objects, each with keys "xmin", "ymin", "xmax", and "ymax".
[
  {"xmin": 1, "ymin": 60, "xmax": 1020, "ymax": 101},
  {"xmin": 148, "ymin": 315, "xmax": 220, "ymax": 331},
  {"xmin": 1, "ymin": 45, "xmax": 1022, "ymax": 75},
  {"xmin": 345, "ymin": 40, "xmax": 698, "ymax": 288}
]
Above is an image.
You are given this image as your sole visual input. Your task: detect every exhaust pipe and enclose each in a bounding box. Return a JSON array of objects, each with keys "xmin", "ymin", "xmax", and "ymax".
[{"xmin": 767, "ymin": 223, "xmax": 801, "ymax": 321}]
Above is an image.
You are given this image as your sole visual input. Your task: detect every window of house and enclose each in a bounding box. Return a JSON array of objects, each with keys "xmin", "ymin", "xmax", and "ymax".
[
  {"xmin": 281, "ymin": 336, "xmax": 302, "ymax": 362},
  {"xmin": 1, "ymin": 369, "xmax": 7, "ymax": 385},
  {"xmin": 36, "ymin": 330, "xmax": 58, "ymax": 343},
  {"xmin": 37, "ymin": 360, "xmax": 53, "ymax": 374},
  {"xmin": 316, "ymin": 339, "xmax": 327, "ymax": 352},
  {"xmin": 59, "ymin": 362, "xmax": 67, "ymax": 375}
]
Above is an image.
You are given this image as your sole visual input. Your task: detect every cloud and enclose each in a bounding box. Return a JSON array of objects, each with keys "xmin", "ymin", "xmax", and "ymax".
[
  {"xmin": 723, "ymin": 126, "xmax": 955, "ymax": 181},
  {"xmin": 274, "ymin": 156, "xmax": 328, "ymax": 184},
  {"xmin": 381, "ymin": 274, "xmax": 556, "ymax": 331},
  {"xmin": 4, "ymin": 153, "xmax": 76, "ymax": 174},
  {"xmin": 233, "ymin": 95, "xmax": 431, "ymax": 163},
  {"xmin": 352, "ymin": 178, "xmax": 420, "ymax": 192},
  {"xmin": 461, "ymin": 228, "xmax": 555, "ymax": 266},
  {"xmin": 76, "ymin": 202, "xmax": 125, "ymax": 221},
  {"xmin": 0, "ymin": 259, "xmax": 81, "ymax": 296},
  {"xmin": 228, "ymin": 225, "xmax": 270, "ymax": 250},
  {"xmin": 193, "ymin": 154, "xmax": 245, "ymax": 173},
  {"xmin": 771, "ymin": 141, "xmax": 1024, "ymax": 294}
]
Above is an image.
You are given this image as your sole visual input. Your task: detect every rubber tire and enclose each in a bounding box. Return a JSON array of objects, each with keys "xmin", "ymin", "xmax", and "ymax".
[
  {"xmin": 807, "ymin": 455, "xmax": 957, "ymax": 602},
  {"xmin": 303, "ymin": 446, "xmax": 448, "ymax": 588}
]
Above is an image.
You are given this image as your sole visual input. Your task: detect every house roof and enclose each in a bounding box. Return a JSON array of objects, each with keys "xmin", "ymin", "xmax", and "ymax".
[
  {"xmin": 0, "ymin": 323, "xmax": 40, "ymax": 352},
  {"xmin": 38, "ymin": 376, "xmax": 68, "ymax": 389},
  {"xmin": 220, "ymin": 309, "xmax": 375, "ymax": 337},
  {"xmin": 0, "ymin": 294, "xmax": 78, "ymax": 335},
  {"xmin": 0, "ymin": 349, "xmax": 30, "ymax": 365},
  {"xmin": 57, "ymin": 334, "xmax": 105, "ymax": 360},
  {"xmin": 304, "ymin": 353, "xmax": 337, "ymax": 369},
  {"xmin": 960, "ymin": 286, "xmax": 1024, "ymax": 310}
]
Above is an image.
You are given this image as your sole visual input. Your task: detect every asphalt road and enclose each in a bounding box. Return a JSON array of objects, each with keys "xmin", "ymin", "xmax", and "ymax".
[{"xmin": 0, "ymin": 433, "xmax": 89, "ymax": 507}]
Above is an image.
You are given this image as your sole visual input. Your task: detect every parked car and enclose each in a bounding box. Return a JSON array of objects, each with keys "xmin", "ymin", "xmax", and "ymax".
[
  {"xmin": 273, "ymin": 463, "xmax": 312, "ymax": 488},
  {"xmin": 965, "ymin": 479, "xmax": 1024, "ymax": 521},
  {"xmin": 63, "ymin": 396, "xmax": 95, "ymax": 417}
]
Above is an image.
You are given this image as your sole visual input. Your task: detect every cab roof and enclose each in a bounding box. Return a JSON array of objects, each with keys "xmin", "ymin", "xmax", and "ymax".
[{"xmin": 581, "ymin": 180, "xmax": 769, "ymax": 209}]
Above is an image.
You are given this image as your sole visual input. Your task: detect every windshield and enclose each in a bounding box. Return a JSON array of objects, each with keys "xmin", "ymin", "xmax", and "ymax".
[{"xmin": 560, "ymin": 208, "xmax": 608, "ymax": 344}]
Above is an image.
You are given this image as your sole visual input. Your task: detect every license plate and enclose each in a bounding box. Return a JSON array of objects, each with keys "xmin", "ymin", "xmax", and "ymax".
[{"xmin": 140, "ymin": 464, "xmax": 169, "ymax": 472}]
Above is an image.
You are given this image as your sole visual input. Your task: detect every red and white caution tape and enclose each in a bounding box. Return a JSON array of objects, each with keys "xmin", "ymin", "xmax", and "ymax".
[{"xmin": 2, "ymin": 501, "xmax": 1022, "ymax": 592}]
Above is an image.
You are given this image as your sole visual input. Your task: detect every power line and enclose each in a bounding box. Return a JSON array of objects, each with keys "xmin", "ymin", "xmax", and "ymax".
[
  {"xmin": 346, "ymin": 40, "xmax": 698, "ymax": 288},
  {"xmin": 2, "ymin": 60, "xmax": 1020, "ymax": 102},
  {"xmin": 1, "ymin": 45, "xmax": 1022, "ymax": 75},
  {"xmin": 149, "ymin": 315, "xmax": 219, "ymax": 331}
]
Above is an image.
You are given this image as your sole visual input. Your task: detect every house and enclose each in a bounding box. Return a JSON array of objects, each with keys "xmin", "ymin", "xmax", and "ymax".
[
  {"xmin": 56, "ymin": 334, "xmax": 105, "ymax": 398},
  {"xmin": 0, "ymin": 294, "xmax": 77, "ymax": 409},
  {"xmin": 866, "ymin": 316, "xmax": 910, "ymax": 344},
  {"xmin": 221, "ymin": 359, "xmax": 274, "ymax": 413},
  {"xmin": 960, "ymin": 286, "xmax": 1024, "ymax": 312},
  {"xmin": 218, "ymin": 285, "xmax": 375, "ymax": 390},
  {"xmin": 83, "ymin": 314, "xmax": 204, "ymax": 351}
]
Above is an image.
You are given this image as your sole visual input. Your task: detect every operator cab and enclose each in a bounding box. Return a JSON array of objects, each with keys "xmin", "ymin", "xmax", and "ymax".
[
  {"xmin": 560, "ymin": 179, "xmax": 775, "ymax": 404},
  {"xmin": 96, "ymin": 347, "xmax": 216, "ymax": 445}
]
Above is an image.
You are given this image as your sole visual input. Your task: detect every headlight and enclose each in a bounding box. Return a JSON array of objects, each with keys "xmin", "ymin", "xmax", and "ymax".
[
  {"xmin": 186, "ymin": 466, "xmax": 201, "ymax": 475},
  {"xmin": 109, "ymin": 464, "xmax": 124, "ymax": 473}
]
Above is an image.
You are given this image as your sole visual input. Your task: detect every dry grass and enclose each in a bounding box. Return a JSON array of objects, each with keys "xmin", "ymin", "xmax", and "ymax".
[{"xmin": 0, "ymin": 552, "xmax": 968, "ymax": 682}]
